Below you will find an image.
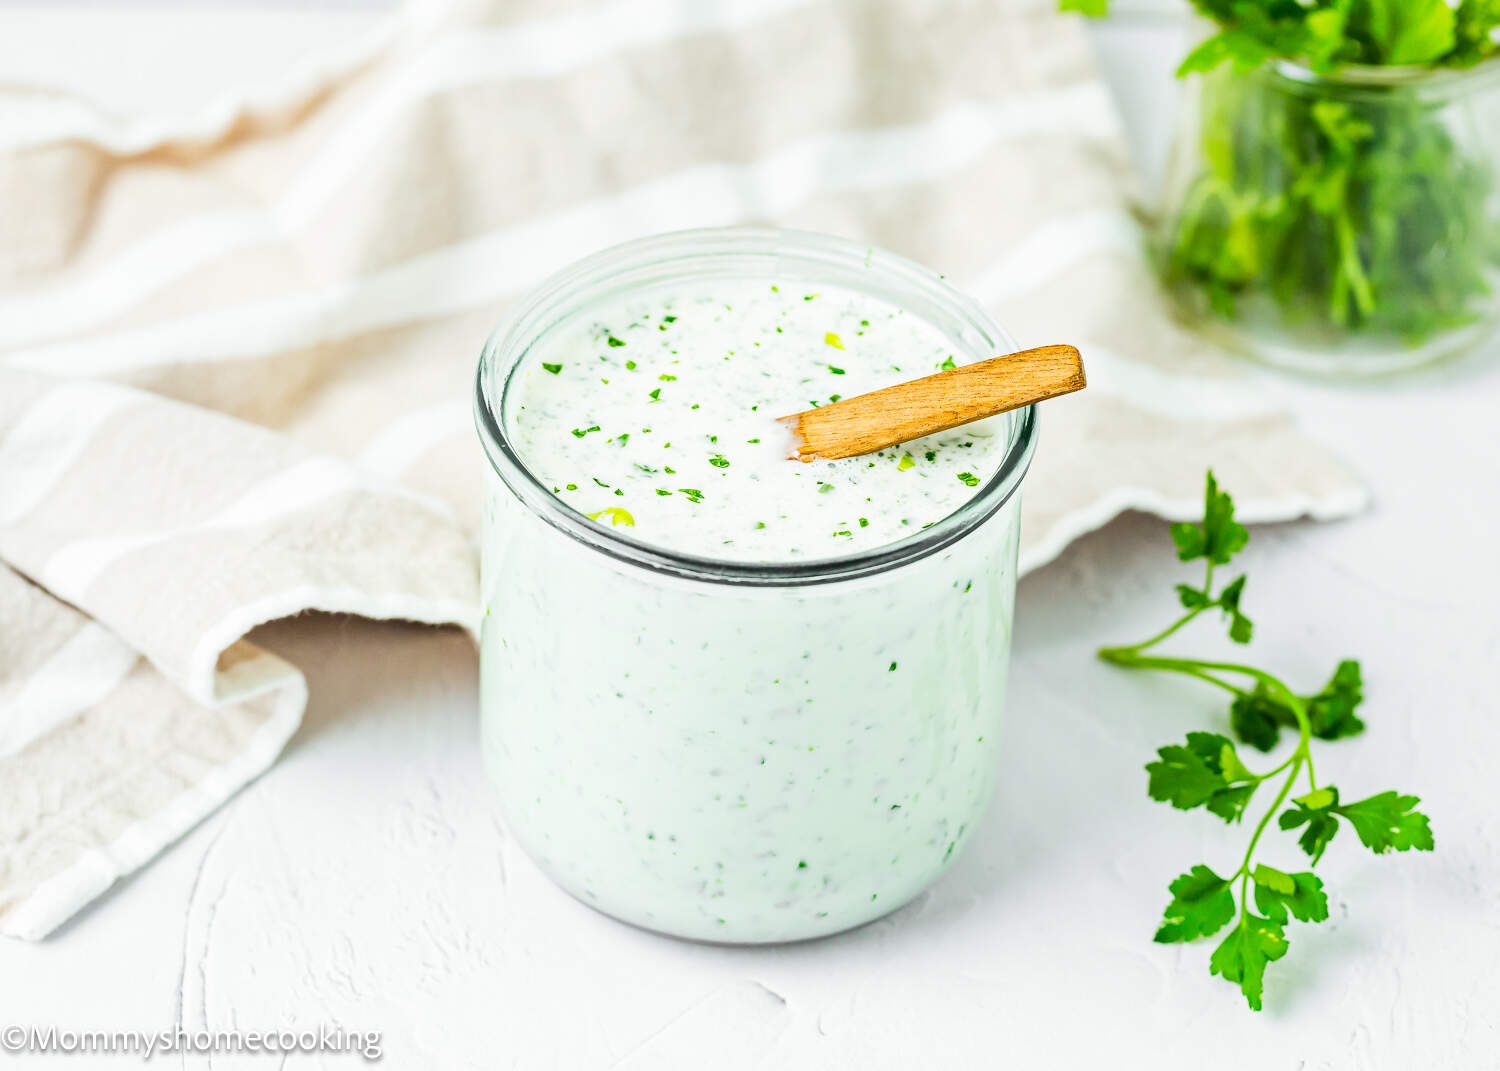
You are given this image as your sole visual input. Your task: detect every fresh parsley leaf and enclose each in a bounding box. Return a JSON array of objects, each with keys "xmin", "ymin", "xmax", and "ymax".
[
  {"xmin": 1177, "ymin": 583, "xmax": 1212, "ymax": 610},
  {"xmin": 1305, "ymin": 660, "xmax": 1366, "ymax": 739},
  {"xmin": 1230, "ymin": 686, "xmax": 1290, "ymax": 752},
  {"xmin": 1251, "ymin": 866, "xmax": 1330, "ymax": 925},
  {"xmin": 1177, "ymin": 29, "xmax": 1276, "ymax": 77},
  {"xmin": 1156, "ymin": 865, "xmax": 1237, "ymax": 943},
  {"xmin": 1452, "ymin": 0, "xmax": 1500, "ymax": 64},
  {"xmin": 1334, "ymin": 790, "xmax": 1435, "ymax": 853},
  {"xmin": 1279, "ymin": 787, "xmax": 1342, "ymax": 863},
  {"xmin": 1146, "ymin": 731, "xmax": 1257, "ymax": 822},
  {"xmin": 1210, "ymin": 914, "xmax": 1289, "ymax": 1011},
  {"xmin": 1216, "ymin": 573, "xmax": 1253, "ymax": 643},
  {"xmin": 1170, "ymin": 471, "xmax": 1248, "ymax": 565},
  {"xmin": 1281, "ymin": 787, "xmax": 1434, "ymax": 860},
  {"xmin": 1371, "ymin": 0, "xmax": 1458, "ymax": 65}
]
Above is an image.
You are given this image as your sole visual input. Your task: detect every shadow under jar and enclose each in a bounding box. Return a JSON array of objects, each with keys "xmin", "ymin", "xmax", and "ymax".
[
  {"xmin": 1156, "ymin": 56, "xmax": 1500, "ymax": 376},
  {"xmin": 473, "ymin": 227, "xmax": 1037, "ymax": 943}
]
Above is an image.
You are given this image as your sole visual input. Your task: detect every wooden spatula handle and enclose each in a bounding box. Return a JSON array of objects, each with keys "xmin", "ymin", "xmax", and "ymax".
[{"xmin": 779, "ymin": 344, "xmax": 1085, "ymax": 462}]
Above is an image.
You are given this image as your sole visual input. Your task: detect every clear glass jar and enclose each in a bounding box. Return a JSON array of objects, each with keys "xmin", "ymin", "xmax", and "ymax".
[
  {"xmin": 473, "ymin": 227, "xmax": 1036, "ymax": 943},
  {"xmin": 1156, "ymin": 56, "xmax": 1500, "ymax": 375}
]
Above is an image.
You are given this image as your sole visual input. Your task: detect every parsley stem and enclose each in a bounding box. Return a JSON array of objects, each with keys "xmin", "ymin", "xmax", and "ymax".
[
  {"xmin": 1099, "ymin": 649, "xmax": 1316, "ymax": 780},
  {"xmin": 1116, "ymin": 558, "xmax": 1218, "ymax": 651},
  {"xmin": 1237, "ymin": 756, "xmax": 1303, "ymax": 879},
  {"xmin": 1096, "ymin": 652, "xmax": 1286, "ymax": 706},
  {"xmin": 1106, "ymin": 607, "xmax": 1204, "ymax": 656},
  {"xmin": 1179, "ymin": 667, "xmax": 1244, "ymax": 697}
]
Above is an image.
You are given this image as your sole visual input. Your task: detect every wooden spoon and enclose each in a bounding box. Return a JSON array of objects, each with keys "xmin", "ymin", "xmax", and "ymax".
[{"xmin": 778, "ymin": 344, "xmax": 1085, "ymax": 462}]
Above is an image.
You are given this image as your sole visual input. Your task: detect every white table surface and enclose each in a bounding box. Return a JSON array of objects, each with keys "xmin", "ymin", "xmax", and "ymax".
[{"xmin": 2, "ymin": 7, "xmax": 1497, "ymax": 1069}]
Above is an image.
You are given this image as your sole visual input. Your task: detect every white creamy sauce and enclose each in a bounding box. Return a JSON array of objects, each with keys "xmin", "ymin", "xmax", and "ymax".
[
  {"xmin": 481, "ymin": 271, "xmax": 1023, "ymax": 943},
  {"xmin": 505, "ymin": 279, "xmax": 1007, "ymax": 559}
]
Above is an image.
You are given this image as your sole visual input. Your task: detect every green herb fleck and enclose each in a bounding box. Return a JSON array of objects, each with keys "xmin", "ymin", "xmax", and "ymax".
[{"xmin": 585, "ymin": 506, "xmax": 635, "ymax": 527}]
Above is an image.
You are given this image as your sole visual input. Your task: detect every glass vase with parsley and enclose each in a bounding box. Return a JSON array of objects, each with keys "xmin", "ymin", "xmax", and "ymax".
[{"xmin": 1067, "ymin": 0, "xmax": 1500, "ymax": 374}]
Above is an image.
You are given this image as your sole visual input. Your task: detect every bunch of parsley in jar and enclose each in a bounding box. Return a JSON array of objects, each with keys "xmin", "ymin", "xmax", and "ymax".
[{"xmin": 1066, "ymin": 0, "xmax": 1500, "ymax": 375}]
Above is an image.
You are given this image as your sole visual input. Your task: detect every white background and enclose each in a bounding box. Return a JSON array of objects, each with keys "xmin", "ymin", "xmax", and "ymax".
[{"xmin": 1, "ymin": 4, "xmax": 1497, "ymax": 1068}]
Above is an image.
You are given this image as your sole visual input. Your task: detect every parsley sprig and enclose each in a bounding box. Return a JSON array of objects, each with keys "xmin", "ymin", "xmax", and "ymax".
[{"xmin": 1099, "ymin": 472, "xmax": 1433, "ymax": 1010}]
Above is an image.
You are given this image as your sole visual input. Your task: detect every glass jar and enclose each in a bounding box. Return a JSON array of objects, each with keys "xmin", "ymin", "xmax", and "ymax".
[
  {"xmin": 473, "ymin": 227, "xmax": 1036, "ymax": 943},
  {"xmin": 1155, "ymin": 56, "xmax": 1500, "ymax": 375}
]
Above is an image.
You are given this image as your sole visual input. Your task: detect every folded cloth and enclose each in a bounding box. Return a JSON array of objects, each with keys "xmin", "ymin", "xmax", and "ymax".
[{"xmin": 0, "ymin": 0, "xmax": 1364, "ymax": 939}]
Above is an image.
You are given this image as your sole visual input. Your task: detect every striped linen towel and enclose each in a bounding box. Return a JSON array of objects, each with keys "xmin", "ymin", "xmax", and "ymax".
[{"xmin": 0, "ymin": 0, "xmax": 1365, "ymax": 939}]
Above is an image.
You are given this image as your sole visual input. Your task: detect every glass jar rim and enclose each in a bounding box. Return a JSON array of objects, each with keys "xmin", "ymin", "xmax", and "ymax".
[
  {"xmin": 1268, "ymin": 53, "xmax": 1500, "ymax": 92},
  {"xmin": 473, "ymin": 226, "xmax": 1038, "ymax": 587}
]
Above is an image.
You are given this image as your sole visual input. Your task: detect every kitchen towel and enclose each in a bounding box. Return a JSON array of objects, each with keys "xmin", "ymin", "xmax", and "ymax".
[{"xmin": 0, "ymin": 0, "xmax": 1365, "ymax": 939}]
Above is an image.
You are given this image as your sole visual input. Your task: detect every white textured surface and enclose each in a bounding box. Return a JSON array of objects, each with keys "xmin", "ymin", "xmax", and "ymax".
[{"xmin": 2, "ymin": 8, "xmax": 1497, "ymax": 1069}]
